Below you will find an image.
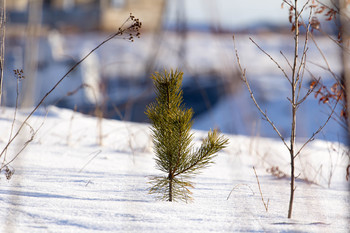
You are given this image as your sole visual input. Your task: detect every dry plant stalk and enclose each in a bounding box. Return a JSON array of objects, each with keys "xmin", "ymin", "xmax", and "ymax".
[
  {"xmin": 67, "ymin": 105, "xmax": 77, "ymax": 146},
  {"xmin": 253, "ymin": 166, "xmax": 269, "ymax": 212},
  {"xmin": 111, "ymin": 104, "xmax": 143, "ymax": 161},
  {"xmin": 227, "ymin": 184, "xmax": 255, "ymax": 200},
  {"xmin": 2, "ymin": 70, "xmax": 23, "ymax": 165},
  {"xmin": 233, "ymin": 0, "xmax": 341, "ymax": 218},
  {"xmin": 54, "ymin": 82, "xmax": 104, "ymax": 145},
  {"xmin": 78, "ymin": 150, "xmax": 102, "ymax": 173},
  {"xmin": 0, "ymin": 14, "xmax": 142, "ymax": 172}
]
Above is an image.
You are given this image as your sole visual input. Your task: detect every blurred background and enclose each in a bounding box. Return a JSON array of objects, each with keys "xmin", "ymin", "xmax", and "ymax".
[{"xmin": 1, "ymin": 0, "xmax": 347, "ymax": 143}]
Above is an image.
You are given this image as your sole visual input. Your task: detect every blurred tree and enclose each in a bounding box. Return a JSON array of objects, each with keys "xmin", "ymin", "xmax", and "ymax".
[
  {"xmin": 339, "ymin": 0, "xmax": 350, "ymax": 180},
  {"xmin": 0, "ymin": 0, "xmax": 6, "ymax": 106}
]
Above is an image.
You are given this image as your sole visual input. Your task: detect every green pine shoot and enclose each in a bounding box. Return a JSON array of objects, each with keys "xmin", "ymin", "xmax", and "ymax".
[{"xmin": 146, "ymin": 69, "xmax": 229, "ymax": 202}]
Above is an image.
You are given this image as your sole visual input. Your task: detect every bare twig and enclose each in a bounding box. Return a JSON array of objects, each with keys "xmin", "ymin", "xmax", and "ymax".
[
  {"xmin": 296, "ymin": 9, "xmax": 313, "ymax": 102},
  {"xmin": 307, "ymin": 60, "xmax": 341, "ymax": 81},
  {"xmin": 253, "ymin": 166, "xmax": 269, "ymax": 212},
  {"xmin": 282, "ymin": 0, "xmax": 293, "ymax": 8},
  {"xmin": 309, "ymin": 33, "xmax": 343, "ymax": 87},
  {"xmin": 0, "ymin": 14, "xmax": 141, "ymax": 167},
  {"xmin": 227, "ymin": 183, "xmax": 255, "ymax": 200},
  {"xmin": 296, "ymin": 77, "xmax": 320, "ymax": 106},
  {"xmin": 2, "ymin": 75, "xmax": 21, "ymax": 167},
  {"xmin": 1, "ymin": 118, "xmax": 46, "ymax": 169},
  {"xmin": 294, "ymin": 94, "xmax": 341, "ymax": 159},
  {"xmin": 280, "ymin": 51, "xmax": 293, "ymax": 70},
  {"xmin": 233, "ymin": 35, "xmax": 290, "ymax": 150},
  {"xmin": 298, "ymin": 0, "xmax": 311, "ymax": 17},
  {"xmin": 249, "ymin": 37, "xmax": 291, "ymax": 85},
  {"xmin": 78, "ymin": 150, "xmax": 102, "ymax": 173}
]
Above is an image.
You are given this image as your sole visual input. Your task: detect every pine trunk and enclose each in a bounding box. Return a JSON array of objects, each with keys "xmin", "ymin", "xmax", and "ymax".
[{"xmin": 169, "ymin": 177, "xmax": 173, "ymax": 202}]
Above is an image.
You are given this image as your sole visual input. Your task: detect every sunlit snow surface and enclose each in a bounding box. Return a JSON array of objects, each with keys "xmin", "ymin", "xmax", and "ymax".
[{"xmin": 0, "ymin": 106, "xmax": 348, "ymax": 232}]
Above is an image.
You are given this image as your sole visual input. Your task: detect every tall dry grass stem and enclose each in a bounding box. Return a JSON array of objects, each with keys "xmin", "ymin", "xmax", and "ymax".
[{"xmin": 253, "ymin": 166, "xmax": 269, "ymax": 212}]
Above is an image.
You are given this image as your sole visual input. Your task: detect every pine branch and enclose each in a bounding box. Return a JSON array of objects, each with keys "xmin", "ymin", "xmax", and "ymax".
[{"xmin": 174, "ymin": 129, "xmax": 228, "ymax": 177}]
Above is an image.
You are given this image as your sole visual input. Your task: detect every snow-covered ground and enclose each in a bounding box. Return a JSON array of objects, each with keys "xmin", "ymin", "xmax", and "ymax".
[{"xmin": 0, "ymin": 106, "xmax": 349, "ymax": 232}]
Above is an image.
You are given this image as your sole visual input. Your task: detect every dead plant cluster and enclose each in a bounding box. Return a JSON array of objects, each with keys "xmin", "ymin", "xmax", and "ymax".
[{"xmin": 266, "ymin": 166, "xmax": 287, "ymax": 179}]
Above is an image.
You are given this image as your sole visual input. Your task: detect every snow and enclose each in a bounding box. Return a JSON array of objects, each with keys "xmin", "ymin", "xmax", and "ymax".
[{"xmin": 0, "ymin": 106, "xmax": 349, "ymax": 232}]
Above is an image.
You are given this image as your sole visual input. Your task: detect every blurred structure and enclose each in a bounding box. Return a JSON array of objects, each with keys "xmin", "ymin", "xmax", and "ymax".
[
  {"xmin": 0, "ymin": 0, "xmax": 5, "ymax": 106},
  {"xmin": 340, "ymin": 0, "xmax": 350, "ymax": 145},
  {"xmin": 7, "ymin": 0, "xmax": 165, "ymax": 32},
  {"xmin": 100, "ymin": 0, "xmax": 165, "ymax": 32}
]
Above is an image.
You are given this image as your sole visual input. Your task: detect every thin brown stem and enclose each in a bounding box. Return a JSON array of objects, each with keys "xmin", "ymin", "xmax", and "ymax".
[
  {"xmin": 297, "ymin": 77, "xmax": 320, "ymax": 105},
  {"xmin": 298, "ymin": 0, "xmax": 311, "ymax": 17},
  {"xmin": 280, "ymin": 51, "xmax": 293, "ymax": 71},
  {"xmin": 233, "ymin": 35, "xmax": 290, "ymax": 150},
  {"xmin": 0, "ymin": 15, "xmax": 141, "ymax": 166},
  {"xmin": 249, "ymin": 37, "xmax": 291, "ymax": 85},
  {"xmin": 227, "ymin": 184, "xmax": 255, "ymax": 200},
  {"xmin": 283, "ymin": 0, "xmax": 293, "ymax": 8},
  {"xmin": 294, "ymin": 94, "xmax": 342, "ymax": 159},
  {"xmin": 309, "ymin": 33, "xmax": 343, "ymax": 87},
  {"xmin": 2, "ymin": 77, "xmax": 20, "ymax": 167},
  {"xmin": 296, "ymin": 9, "xmax": 312, "ymax": 103},
  {"xmin": 253, "ymin": 166, "xmax": 269, "ymax": 212}
]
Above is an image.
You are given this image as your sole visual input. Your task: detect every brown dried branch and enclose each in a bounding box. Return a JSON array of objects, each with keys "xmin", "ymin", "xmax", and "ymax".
[
  {"xmin": 227, "ymin": 183, "xmax": 255, "ymax": 200},
  {"xmin": 298, "ymin": 0, "xmax": 312, "ymax": 17},
  {"xmin": 294, "ymin": 93, "xmax": 342, "ymax": 159},
  {"xmin": 249, "ymin": 37, "xmax": 292, "ymax": 85},
  {"xmin": 296, "ymin": 77, "xmax": 320, "ymax": 106},
  {"xmin": 282, "ymin": 0, "xmax": 293, "ymax": 8},
  {"xmin": 253, "ymin": 166, "xmax": 269, "ymax": 212},
  {"xmin": 296, "ymin": 9, "xmax": 313, "ymax": 102},
  {"xmin": 280, "ymin": 51, "xmax": 293, "ymax": 71},
  {"xmin": 1, "ymin": 118, "xmax": 45, "ymax": 169},
  {"xmin": 233, "ymin": 35, "xmax": 290, "ymax": 150},
  {"xmin": 0, "ymin": 14, "xmax": 142, "ymax": 167},
  {"xmin": 309, "ymin": 33, "xmax": 344, "ymax": 87}
]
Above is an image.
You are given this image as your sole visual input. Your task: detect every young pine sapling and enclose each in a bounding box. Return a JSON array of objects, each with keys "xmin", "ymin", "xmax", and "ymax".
[{"xmin": 146, "ymin": 70, "xmax": 228, "ymax": 202}]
